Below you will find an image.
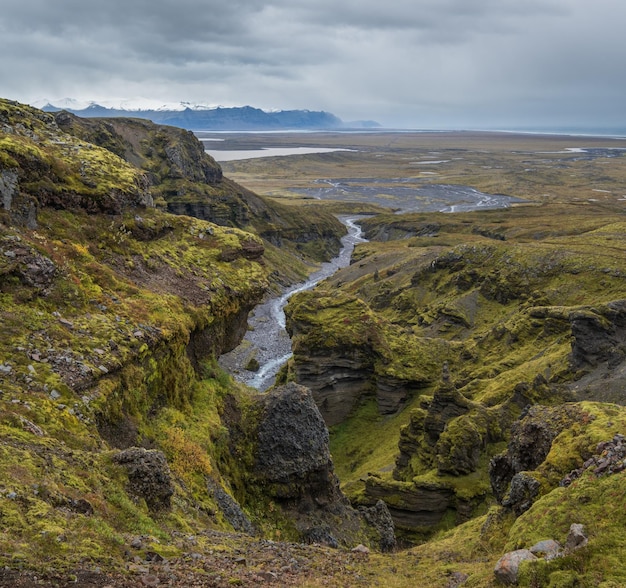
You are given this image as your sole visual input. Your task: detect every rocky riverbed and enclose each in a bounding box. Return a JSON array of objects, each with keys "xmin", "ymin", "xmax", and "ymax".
[{"xmin": 218, "ymin": 216, "xmax": 367, "ymax": 389}]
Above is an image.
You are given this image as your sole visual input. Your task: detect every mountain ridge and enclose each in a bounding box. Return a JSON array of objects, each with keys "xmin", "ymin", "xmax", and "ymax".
[{"xmin": 36, "ymin": 99, "xmax": 380, "ymax": 131}]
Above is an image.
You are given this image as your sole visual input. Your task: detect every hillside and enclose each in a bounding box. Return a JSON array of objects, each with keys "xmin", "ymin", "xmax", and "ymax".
[
  {"xmin": 282, "ymin": 201, "xmax": 626, "ymax": 585},
  {"xmin": 2, "ymin": 98, "xmax": 626, "ymax": 587},
  {"xmin": 0, "ymin": 99, "xmax": 394, "ymax": 586}
]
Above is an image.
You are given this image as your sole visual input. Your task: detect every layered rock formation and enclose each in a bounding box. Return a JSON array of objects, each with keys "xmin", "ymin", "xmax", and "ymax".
[{"xmin": 53, "ymin": 111, "xmax": 346, "ymax": 265}]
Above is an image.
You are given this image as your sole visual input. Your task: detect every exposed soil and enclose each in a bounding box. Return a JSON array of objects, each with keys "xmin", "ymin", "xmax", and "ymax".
[{"xmin": 0, "ymin": 532, "xmax": 375, "ymax": 587}]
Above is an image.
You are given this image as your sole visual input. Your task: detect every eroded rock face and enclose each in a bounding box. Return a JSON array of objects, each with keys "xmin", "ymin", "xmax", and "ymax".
[
  {"xmin": 206, "ymin": 478, "xmax": 254, "ymax": 535},
  {"xmin": 364, "ymin": 477, "xmax": 456, "ymax": 529},
  {"xmin": 0, "ymin": 170, "xmax": 18, "ymax": 211},
  {"xmin": 113, "ymin": 447, "xmax": 174, "ymax": 511},
  {"xmin": 253, "ymin": 383, "xmax": 396, "ymax": 550},
  {"xmin": 569, "ymin": 302, "xmax": 626, "ymax": 370},
  {"xmin": 290, "ymin": 352, "xmax": 376, "ymax": 427},
  {"xmin": 423, "ymin": 375, "xmax": 471, "ymax": 446},
  {"xmin": 285, "ymin": 292, "xmax": 389, "ymax": 427},
  {"xmin": 361, "ymin": 499, "xmax": 397, "ymax": 552},
  {"xmin": 489, "ymin": 404, "xmax": 584, "ymax": 511}
]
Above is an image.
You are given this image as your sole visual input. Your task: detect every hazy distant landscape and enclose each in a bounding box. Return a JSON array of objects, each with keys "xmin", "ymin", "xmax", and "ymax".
[{"xmin": 205, "ymin": 130, "xmax": 626, "ymax": 209}]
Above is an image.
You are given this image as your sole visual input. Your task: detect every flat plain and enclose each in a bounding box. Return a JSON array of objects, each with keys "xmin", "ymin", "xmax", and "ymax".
[{"xmin": 205, "ymin": 130, "xmax": 626, "ymax": 210}]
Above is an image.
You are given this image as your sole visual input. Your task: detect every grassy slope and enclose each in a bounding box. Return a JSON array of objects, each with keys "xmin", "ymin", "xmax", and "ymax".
[
  {"xmin": 282, "ymin": 194, "xmax": 626, "ymax": 582},
  {"xmin": 3, "ymin": 103, "xmax": 626, "ymax": 586},
  {"xmin": 0, "ymin": 99, "xmax": 332, "ymax": 575}
]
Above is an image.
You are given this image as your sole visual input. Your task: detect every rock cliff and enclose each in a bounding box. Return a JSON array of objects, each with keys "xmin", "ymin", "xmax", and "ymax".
[
  {"xmin": 0, "ymin": 99, "xmax": 394, "ymax": 583},
  {"xmin": 53, "ymin": 111, "xmax": 346, "ymax": 269}
]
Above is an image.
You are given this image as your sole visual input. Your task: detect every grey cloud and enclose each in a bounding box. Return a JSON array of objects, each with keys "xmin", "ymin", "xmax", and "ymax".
[{"xmin": 1, "ymin": 0, "xmax": 625, "ymax": 129}]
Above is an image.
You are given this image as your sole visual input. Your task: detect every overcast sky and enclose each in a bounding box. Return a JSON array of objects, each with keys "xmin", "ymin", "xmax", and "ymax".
[{"xmin": 1, "ymin": 0, "xmax": 625, "ymax": 130}]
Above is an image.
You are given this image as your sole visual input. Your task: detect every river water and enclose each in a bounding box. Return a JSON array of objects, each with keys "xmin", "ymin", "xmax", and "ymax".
[
  {"xmin": 295, "ymin": 180, "xmax": 525, "ymax": 213},
  {"xmin": 218, "ymin": 217, "xmax": 367, "ymax": 390}
]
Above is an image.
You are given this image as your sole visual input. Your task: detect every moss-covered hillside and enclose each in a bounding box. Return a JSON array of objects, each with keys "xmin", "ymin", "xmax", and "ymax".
[
  {"xmin": 3, "ymin": 97, "xmax": 626, "ymax": 586},
  {"xmin": 284, "ymin": 201, "xmax": 626, "ymax": 585},
  {"xmin": 52, "ymin": 110, "xmax": 347, "ymax": 276},
  {"xmin": 0, "ymin": 99, "xmax": 388, "ymax": 585}
]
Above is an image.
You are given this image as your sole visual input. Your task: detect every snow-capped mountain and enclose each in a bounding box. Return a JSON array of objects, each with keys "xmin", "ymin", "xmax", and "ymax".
[
  {"xmin": 32, "ymin": 98, "xmax": 223, "ymax": 113},
  {"xmin": 30, "ymin": 98, "xmax": 379, "ymax": 131}
]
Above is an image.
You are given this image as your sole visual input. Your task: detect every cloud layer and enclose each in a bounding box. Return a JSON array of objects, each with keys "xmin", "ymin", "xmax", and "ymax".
[{"xmin": 2, "ymin": 0, "xmax": 625, "ymax": 129}]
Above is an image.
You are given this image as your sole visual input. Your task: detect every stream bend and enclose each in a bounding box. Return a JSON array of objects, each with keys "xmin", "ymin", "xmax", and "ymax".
[{"xmin": 218, "ymin": 216, "xmax": 367, "ymax": 391}]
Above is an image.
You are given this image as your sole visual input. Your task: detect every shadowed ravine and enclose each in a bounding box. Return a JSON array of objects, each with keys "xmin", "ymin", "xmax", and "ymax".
[{"xmin": 218, "ymin": 216, "xmax": 367, "ymax": 390}]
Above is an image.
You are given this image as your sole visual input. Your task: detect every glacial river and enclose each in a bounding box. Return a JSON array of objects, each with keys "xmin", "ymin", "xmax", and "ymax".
[
  {"xmin": 218, "ymin": 217, "xmax": 367, "ymax": 390},
  {"xmin": 218, "ymin": 182, "xmax": 523, "ymax": 390}
]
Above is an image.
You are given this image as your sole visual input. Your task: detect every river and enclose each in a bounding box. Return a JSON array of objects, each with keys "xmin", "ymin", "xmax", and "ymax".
[{"xmin": 218, "ymin": 216, "xmax": 367, "ymax": 390}]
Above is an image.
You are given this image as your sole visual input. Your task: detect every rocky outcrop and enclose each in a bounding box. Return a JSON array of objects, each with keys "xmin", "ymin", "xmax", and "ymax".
[
  {"xmin": 494, "ymin": 549, "xmax": 538, "ymax": 585},
  {"xmin": 569, "ymin": 302, "xmax": 626, "ymax": 370},
  {"xmin": 206, "ymin": 478, "xmax": 255, "ymax": 535},
  {"xmin": 54, "ymin": 113, "xmax": 222, "ymax": 185},
  {"xmin": 361, "ymin": 499, "xmax": 397, "ymax": 552},
  {"xmin": 218, "ymin": 238, "xmax": 265, "ymax": 263},
  {"xmin": 289, "ymin": 352, "xmax": 377, "ymax": 427},
  {"xmin": 252, "ymin": 383, "xmax": 396, "ymax": 549},
  {"xmin": 375, "ymin": 374, "xmax": 422, "ymax": 415},
  {"xmin": 560, "ymin": 433, "xmax": 626, "ymax": 486},
  {"xmin": 0, "ymin": 169, "xmax": 18, "ymax": 210},
  {"xmin": 489, "ymin": 404, "xmax": 585, "ymax": 512},
  {"xmin": 113, "ymin": 448, "xmax": 174, "ymax": 511},
  {"xmin": 364, "ymin": 477, "xmax": 456, "ymax": 530},
  {"xmin": 395, "ymin": 366, "xmax": 491, "ymax": 479},
  {"xmin": 255, "ymin": 382, "xmax": 342, "ymax": 502},
  {"xmin": 285, "ymin": 292, "xmax": 389, "ymax": 426},
  {"xmin": 166, "ymin": 198, "xmax": 252, "ymax": 228},
  {"xmin": 423, "ymin": 366, "xmax": 471, "ymax": 445}
]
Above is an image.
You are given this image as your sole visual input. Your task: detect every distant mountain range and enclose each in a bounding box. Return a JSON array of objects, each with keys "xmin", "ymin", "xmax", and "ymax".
[{"xmin": 35, "ymin": 99, "xmax": 380, "ymax": 131}]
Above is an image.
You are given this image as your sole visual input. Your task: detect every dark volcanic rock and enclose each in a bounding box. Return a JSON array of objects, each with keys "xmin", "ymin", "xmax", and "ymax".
[
  {"xmin": 113, "ymin": 447, "xmax": 174, "ymax": 511},
  {"xmin": 569, "ymin": 301, "xmax": 626, "ymax": 369},
  {"xmin": 364, "ymin": 477, "xmax": 455, "ymax": 529},
  {"xmin": 423, "ymin": 368, "xmax": 471, "ymax": 446},
  {"xmin": 255, "ymin": 382, "xmax": 338, "ymax": 501},
  {"xmin": 206, "ymin": 478, "xmax": 255, "ymax": 535},
  {"xmin": 361, "ymin": 499, "xmax": 397, "ymax": 552},
  {"xmin": 291, "ymin": 352, "xmax": 376, "ymax": 427},
  {"xmin": 502, "ymin": 472, "xmax": 541, "ymax": 516},
  {"xmin": 490, "ymin": 404, "xmax": 584, "ymax": 510},
  {"xmin": 560, "ymin": 433, "xmax": 626, "ymax": 486},
  {"xmin": 301, "ymin": 526, "xmax": 339, "ymax": 548},
  {"xmin": 253, "ymin": 382, "xmax": 396, "ymax": 549}
]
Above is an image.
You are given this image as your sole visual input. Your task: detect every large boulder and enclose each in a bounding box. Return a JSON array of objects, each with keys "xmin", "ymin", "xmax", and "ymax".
[
  {"xmin": 253, "ymin": 382, "xmax": 396, "ymax": 549},
  {"xmin": 255, "ymin": 382, "xmax": 341, "ymax": 502},
  {"xmin": 113, "ymin": 447, "xmax": 174, "ymax": 511},
  {"xmin": 494, "ymin": 549, "xmax": 538, "ymax": 585}
]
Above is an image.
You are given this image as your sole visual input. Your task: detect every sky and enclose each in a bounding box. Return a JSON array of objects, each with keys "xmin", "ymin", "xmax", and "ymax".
[{"xmin": 1, "ymin": 0, "xmax": 625, "ymax": 130}]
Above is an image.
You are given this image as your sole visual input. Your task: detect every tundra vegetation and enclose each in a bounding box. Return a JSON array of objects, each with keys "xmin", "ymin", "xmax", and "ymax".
[{"xmin": 1, "ymin": 98, "xmax": 626, "ymax": 586}]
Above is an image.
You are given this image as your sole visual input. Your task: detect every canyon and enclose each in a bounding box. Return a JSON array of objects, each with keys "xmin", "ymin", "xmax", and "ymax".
[{"xmin": 1, "ymin": 99, "xmax": 626, "ymax": 586}]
